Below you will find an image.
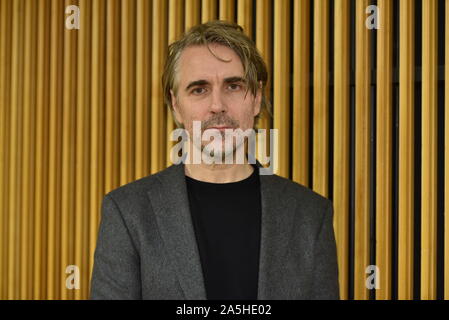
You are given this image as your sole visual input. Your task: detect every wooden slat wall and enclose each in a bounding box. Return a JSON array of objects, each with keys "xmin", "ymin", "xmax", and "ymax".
[
  {"xmin": 313, "ymin": 0, "xmax": 329, "ymax": 197},
  {"xmin": 333, "ymin": 0, "xmax": 350, "ymax": 300},
  {"xmin": 61, "ymin": 0, "xmax": 77, "ymax": 300},
  {"xmin": 376, "ymin": 0, "xmax": 393, "ymax": 300},
  {"xmin": 255, "ymin": 0, "xmax": 272, "ymax": 158},
  {"xmin": 48, "ymin": 0, "xmax": 63, "ymax": 300},
  {"xmin": 21, "ymin": 0, "xmax": 36, "ymax": 299},
  {"xmin": 76, "ymin": 0, "xmax": 91, "ymax": 300},
  {"xmin": 398, "ymin": 0, "xmax": 415, "ymax": 300},
  {"xmin": 293, "ymin": 0, "xmax": 310, "ymax": 186},
  {"xmin": 273, "ymin": 0, "xmax": 290, "ymax": 178},
  {"xmin": 104, "ymin": 0, "xmax": 120, "ymax": 206},
  {"xmin": 0, "ymin": 0, "xmax": 448, "ymax": 300},
  {"xmin": 34, "ymin": 0, "xmax": 50, "ymax": 299},
  {"xmin": 150, "ymin": 0, "xmax": 167, "ymax": 174},
  {"xmin": 237, "ymin": 0, "xmax": 251, "ymax": 36},
  {"xmin": 421, "ymin": 0, "xmax": 438, "ymax": 300},
  {"xmin": 202, "ymin": 0, "xmax": 217, "ymax": 22},
  {"xmin": 0, "ymin": 0, "xmax": 12, "ymax": 301},
  {"xmin": 8, "ymin": 0, "xmax": 24, "ymax": 299},
  {"xmin": 166, "ymin": 0, "xmax": 182, "ymax": 167},
  {"xmin": 185, "ymin": 0, "xmax": 200, "ymax": 29},
  {"xmin": 88, "ymin": 0, "xmax": 105, "ymax": 297},
  {"xmin": 219, "ymin": 0, "xmax": 235, "ymax": 22},
  {"xmin": 354, "ymin": 0, "xmax": 371, "ymax": 300},
  {"xmin": 120, "ymin": 0, "xmax": 136, "ymax": 185}
]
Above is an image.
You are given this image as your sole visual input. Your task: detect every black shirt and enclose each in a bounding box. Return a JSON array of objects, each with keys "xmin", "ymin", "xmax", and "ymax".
[{"xmin": 185, "ymin": 165, "xmax": 262, "ymax": 300}]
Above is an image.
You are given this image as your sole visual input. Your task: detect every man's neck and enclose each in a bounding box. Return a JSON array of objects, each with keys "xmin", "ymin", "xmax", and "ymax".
[{"xmin": 184, "ymin": 162, "xmax": 254, "ymax": 183}]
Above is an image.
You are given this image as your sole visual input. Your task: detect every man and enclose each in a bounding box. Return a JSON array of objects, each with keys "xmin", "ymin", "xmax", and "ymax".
[{"xmin": 90, "ymin": 20, "xmax": 339, "ymax": 300}]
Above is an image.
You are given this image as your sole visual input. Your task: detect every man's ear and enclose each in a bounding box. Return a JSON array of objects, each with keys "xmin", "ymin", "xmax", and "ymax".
[
  {"xmin": 253, "ymin": 81, "xmax": 263, "ymax": 117},
  {"xmin": 170, "ymin": 89, "xmax": 183, "ymax": 125}
]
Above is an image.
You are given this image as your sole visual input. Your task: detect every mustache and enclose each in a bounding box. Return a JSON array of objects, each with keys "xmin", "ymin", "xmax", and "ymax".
[{"xmin": 201, "ymin": 114, "xmax": 239, "ymax": 130}]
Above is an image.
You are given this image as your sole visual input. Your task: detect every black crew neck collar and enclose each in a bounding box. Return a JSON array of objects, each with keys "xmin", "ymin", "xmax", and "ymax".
[{"xmin": 185, "ymin": 164, "xmax": 259, "ymax": 186}]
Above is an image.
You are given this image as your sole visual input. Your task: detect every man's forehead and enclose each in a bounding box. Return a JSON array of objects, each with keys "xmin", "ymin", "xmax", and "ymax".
[
  {"xmin": 180, "ymin": 43, "xmax": 238, "ymax": 60},
  {"xmin": 177, "ymin": 44, "xmax": 244, "ymax": 82}
]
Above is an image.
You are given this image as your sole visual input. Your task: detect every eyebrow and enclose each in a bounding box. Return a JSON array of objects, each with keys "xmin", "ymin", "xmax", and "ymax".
[{"xmin": 184, "ymin": 76, "xmax": 246, "ymax": 92}]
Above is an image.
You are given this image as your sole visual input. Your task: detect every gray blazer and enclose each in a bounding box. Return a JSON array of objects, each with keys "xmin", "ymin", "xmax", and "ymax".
[{"xmin": 90, "ymin": 163, "xmax": 340, "ymax": 300}]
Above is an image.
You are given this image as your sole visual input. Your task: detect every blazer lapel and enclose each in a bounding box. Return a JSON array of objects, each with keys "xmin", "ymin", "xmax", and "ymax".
[
  {"xmin": 147, "ymin": 164, "xmax": 207, "ymax": 300},
  {"xmin": 257, "ymin": 173, "xmax": 298, "ymax": 299}
]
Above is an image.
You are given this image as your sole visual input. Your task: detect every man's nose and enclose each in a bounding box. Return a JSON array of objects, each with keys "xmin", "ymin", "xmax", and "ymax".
[{"xmin": 209, "ymin": 89, "xmax": 227, "ymax": 113}]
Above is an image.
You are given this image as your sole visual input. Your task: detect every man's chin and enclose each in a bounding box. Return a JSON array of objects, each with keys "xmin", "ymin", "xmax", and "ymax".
[{"xmin": 200, "ymin": 146, "xmax": 238, "ymax": 163}]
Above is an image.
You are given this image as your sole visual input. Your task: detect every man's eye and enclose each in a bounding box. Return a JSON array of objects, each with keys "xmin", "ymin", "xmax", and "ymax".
[
  {"xmin": 192, "ymin": 87, "xmax": 206, "ymax": 95},
  {"xmin": 228, "ymin": 83, "xmax": 242, "ymax": 91}
]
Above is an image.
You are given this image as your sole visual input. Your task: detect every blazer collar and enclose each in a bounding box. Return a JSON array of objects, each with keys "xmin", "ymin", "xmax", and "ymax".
[{"xmin": 147, "ymin": 162, "xmax": 296, "ymax": 299}]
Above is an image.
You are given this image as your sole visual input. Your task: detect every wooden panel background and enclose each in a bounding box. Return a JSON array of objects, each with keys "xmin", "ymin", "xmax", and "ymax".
[{"xmin": 0, "ymin": 0, "xmax": 448, "ymax": 300}]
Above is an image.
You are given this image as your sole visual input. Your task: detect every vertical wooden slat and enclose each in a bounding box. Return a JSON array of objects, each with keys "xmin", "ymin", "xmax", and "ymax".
[
  {"xmin": 88, "ymin": 0, "xmax": 106, "ymax": 294},
  {"xmin": 8, "ymin": 0, "xmax": 24, "ymax": 300},
  {"xmin": 167, "ymin": 0, "xmax": 184, "ymax": 167},
  {"xmin": 151, "ymin": 0, "xmax": 168, "ymax": 173},
  {"xmin": 293, "ymin": 0, "xmax": 310, "ymax": 186},
  {"xmin": 354, "ymin": 0, "xmax": 371, "ymax": 300},
  {"xmin": 34, "ymin": 0, "xmax": 50, "ymax": 300},
  {"xmin": 273, "ymin": 0, "xmax": 290, "ymax": 178},
  {"xmin": 21, "ymin": 0, "xmax": 37, "ymax": 300},
  {"xmin": 202, "ymin": 0, "xmax": 217, "ymax": 22},
  {"xmin": 61, "ymin": 0, "xmax": 78, "ymax": 300},
  {"xmin": 47, "ymin": 0, "xmax": 64, "ymax": 299},
  {"xmin": 219, "ymin": 0, "xmax": 235, "ymax": 22},
  {"xmin": 445, "ymin": 0, "xmax": 449, "ymax": 302},
  {"xmin": 313, "ymin": 0, "xmax": 329, "ymax": 197},
  {"xmin": 333, "ymin": 0, "xmax": 350, "ymax": 300},
  {"xmin": 421, "ymin": 0, "xmax": 438, "ymax": 300},
  {"xmin": 255, "ymin": 0, "xmax": 272, "ymax": 162},
  {"xmin": 0, "ymin": 0, "xmax": 12, "ymax": 300},
  {"xmin": 398, "ymin": 0, "xmax": 415, "ymax": 300},
  {"xmin": 120, "ymin": 0, "xmax": 136, "ymax": 185},
  {"xmin": 237, "ymin": 0, "xmax": 252, "ymax": 37},
  {"xmin": 136, "ymin": 0, "xmax": 151, "ymax": 176},
  {"xmin": 104, "ymin": 0, "xmax": 120, "ymax": 194},
  {"xmin": 185, "ymin": 0, "xmax": 200, "ymax": 30},
  {"xmin": 376, "ymin": 0, "xmax": 393, "ymax": 300},
  {"xmin": 75, "ymin": 0, "xmax": 91, "ymax": 300}
]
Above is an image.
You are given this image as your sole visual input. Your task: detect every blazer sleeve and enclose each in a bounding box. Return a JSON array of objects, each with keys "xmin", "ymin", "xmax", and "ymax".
[
  {"xmin": 311, "ymin": 200, "xmax": 340, "ymax": 300},
  {"xmin": 90, "ymin": 194, "xmax": 141, "ymax": 299}
]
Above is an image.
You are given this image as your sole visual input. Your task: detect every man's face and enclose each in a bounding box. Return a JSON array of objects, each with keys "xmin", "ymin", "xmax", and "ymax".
[{"xmin": 170, "ymin": 43, "xmax": 262, "ymax": 159}]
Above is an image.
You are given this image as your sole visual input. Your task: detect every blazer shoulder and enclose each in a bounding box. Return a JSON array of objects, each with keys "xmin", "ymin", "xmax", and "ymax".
[
  {"xmin": 104, "ymin": 165, "xmax": 177, "ymax": 204},
  {"xmin": 265, "ymin": 174, "xmax": 332, "ymax": 211}
]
